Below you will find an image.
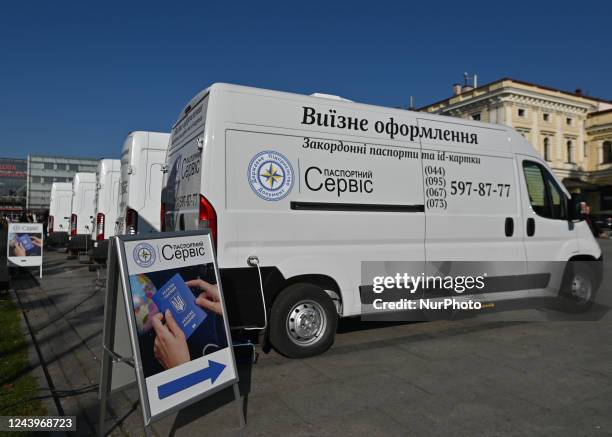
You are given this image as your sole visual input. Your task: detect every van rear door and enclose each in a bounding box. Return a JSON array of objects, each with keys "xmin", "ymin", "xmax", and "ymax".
[
  {"xmin": 82, "ymin": 186, "xmax": 96, "ymax": 235},
  {"xmin": 116, "ymin": 148, "xmax": 131, "ymax": 235},
  {"xmin": 58, "ymin": 195, "xmax": 71, "ymax": 231},
  {"xmin": 163, "ymin": 94, "xmax": 208, "ymax": 231},
  {"xmin": 139, "ymin": 148, "xmax": 165, "ymax": 233}
]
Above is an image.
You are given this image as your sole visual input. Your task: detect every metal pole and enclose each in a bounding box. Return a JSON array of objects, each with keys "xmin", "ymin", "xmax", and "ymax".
[
  {"xmin": 233, "ymin": 383, "xmax": 246, "ymax": 428},
  {"xmin": 98, "ymin": 237, "xmax": 118, "ymax": 437}
]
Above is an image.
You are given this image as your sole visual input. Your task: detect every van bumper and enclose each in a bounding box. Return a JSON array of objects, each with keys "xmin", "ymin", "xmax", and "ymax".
[
  {"xmin": 92, "ymin": 239, "xmax": 109, "ymax": 264},
  {"xmin": 593, "ymin": 256, "xmax": 603, "ymax": 291},
  {"xmin": 68, "ymin": 234, "xmax": 91, "ymax": 253},
  {"xmin": 48, "ymin": 231, "xmax": 69, "ymax": 246}
]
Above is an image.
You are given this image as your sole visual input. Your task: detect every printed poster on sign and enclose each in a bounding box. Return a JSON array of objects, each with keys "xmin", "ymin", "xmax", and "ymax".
[
  {"xmin": 7, "ymin": 223, "xmax": 43, "ymax": 268},
  {"xmin": 120, "ymin": 232, "xmax": 237, "ymax": 421}
]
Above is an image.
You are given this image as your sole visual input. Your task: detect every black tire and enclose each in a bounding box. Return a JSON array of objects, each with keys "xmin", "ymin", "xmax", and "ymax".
[
  {"xmin": 558, "ymin": 262, "xmax": 598, "ymax": 313},
  {"xmin": 269, "ymin": 283, "xmax": 338, "ymax": 358}
]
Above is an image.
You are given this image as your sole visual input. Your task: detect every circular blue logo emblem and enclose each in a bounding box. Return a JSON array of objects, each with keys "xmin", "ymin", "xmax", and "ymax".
[
  {"xmin": 247, "ymin": 151, "xmax": 294, "ymax": 201},
  {"xmin": 133, "ymin": 242, "xmax": 156, "ymax": 268}
]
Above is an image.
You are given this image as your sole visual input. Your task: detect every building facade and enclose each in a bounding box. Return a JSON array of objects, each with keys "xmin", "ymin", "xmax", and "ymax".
[
  {"xmin": 0, "ymin": 158, "xmax": 27, "ymax": 219},
  {"xmin": 586, "ymin": 109, "xmax": 612, "ymax": 211},
  {"xmin": 26, "ymin": 155, "xmax": 99, "ymax": 212},
  {"xmin": 419, "ymin": 78, "xmax": 612, "ymax": 213}
]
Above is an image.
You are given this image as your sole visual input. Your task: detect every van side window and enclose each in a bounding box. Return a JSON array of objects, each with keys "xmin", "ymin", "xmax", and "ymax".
[{"xmin": 522, "ymin": 161, "xmax": 567, "ymax": 220}]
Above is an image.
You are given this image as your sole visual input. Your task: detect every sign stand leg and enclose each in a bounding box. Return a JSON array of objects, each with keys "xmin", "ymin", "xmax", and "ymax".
[
  {"xmin": 233, "ymin": 382, "xmax": 246, "ymax": 428},
  {"xmin": 98, "ymin": 347, "xmax": 111, "ymax": 437},
  {"xmin": 98, "ymin": 237, "xmax": 118, "ymax": 437},
  {"xmin": 39, "ymin": 265, "xmax": 42, "ymax": 278}
]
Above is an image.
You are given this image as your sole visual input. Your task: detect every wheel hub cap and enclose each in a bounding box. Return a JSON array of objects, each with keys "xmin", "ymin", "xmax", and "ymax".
[
  {"xmin": 287, "ymin": 301, "xmax": 326, "ymax": 346},
  {"xmin": 571, "ymin": 274, "xmax": 592, "ymax": 303}
]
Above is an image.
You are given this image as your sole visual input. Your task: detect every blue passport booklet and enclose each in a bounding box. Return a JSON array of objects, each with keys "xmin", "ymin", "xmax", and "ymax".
[
  {"xmin": 17, "ymin": 234, "xmax": 34, "ymax": 253},
  {"xmin": 152, "ymin": 273, "xmax": 207, "ymax": 339}
]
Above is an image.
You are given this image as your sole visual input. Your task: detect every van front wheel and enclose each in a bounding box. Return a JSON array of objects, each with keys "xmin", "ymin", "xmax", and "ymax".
[
  {"xmin": 269, "ymin": 283, "xmax": 337, "ymax": 358},
  {"xmin": 558, "ymin": 262, "xmax": 597, "ymax": 313}
]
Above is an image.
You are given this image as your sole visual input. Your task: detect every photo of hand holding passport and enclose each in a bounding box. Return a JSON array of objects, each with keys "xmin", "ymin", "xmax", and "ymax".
[
  {"xmin": 129, "ymin": 263, "xmax": 229, "ymax": 377},
  {"xmin": 150, "ymin": 273, "xmax": 225, "ymax": 370},
  {"xmin": 8, "ymin": 232, "xmax": 43, "ymax": 257}
]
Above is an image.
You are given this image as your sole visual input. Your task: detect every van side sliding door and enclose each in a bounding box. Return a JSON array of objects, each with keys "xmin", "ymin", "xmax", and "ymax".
[{"xmin": 418, "ymin": 119, "xmax": 528, "ymax": 303}]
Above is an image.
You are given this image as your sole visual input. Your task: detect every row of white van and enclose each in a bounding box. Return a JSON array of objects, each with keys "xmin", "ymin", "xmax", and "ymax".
[
  {"xmin": 49, "ymin": 83, "xmax": 603, "ymax": 358},
  {"xmin": 47, "ymin": 132, "xmax": 169, "ymax": 262}
]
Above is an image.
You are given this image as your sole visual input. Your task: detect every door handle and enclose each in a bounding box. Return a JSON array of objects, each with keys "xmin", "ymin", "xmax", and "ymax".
[
  {"xmin": 526, "ymin": 218, "xmax": 535, "ymax": 237},
  {"xmin": 505, "ymin": 217, "xmax": 514, "ymax": 237}
]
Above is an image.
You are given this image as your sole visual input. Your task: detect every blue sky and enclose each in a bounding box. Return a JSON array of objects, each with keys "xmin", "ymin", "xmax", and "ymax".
[{"xmin": 1, "ymin": 1, "xmax": 610, "ymax": 159}]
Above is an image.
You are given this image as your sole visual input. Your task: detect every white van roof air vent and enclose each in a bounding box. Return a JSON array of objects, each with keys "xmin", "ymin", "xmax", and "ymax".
[{"xmin": 310, "ymin": 93, "xmax": 353, "ymax": 102}]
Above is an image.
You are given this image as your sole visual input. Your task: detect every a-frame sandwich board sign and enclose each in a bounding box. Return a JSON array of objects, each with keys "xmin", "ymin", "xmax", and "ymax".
[{"xmin": 98, "ymin": 231, "xmax": 243, "ymax": 436}]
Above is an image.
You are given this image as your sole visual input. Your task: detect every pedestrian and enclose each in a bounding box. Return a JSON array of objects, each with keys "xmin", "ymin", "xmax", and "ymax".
[
  {"xmin": 581, "ymin": 202, "xmax": 607, "ymax": 239},
  {"xmin": 41, "ymin": 210, "xmax": 49, "ymax": 238}
]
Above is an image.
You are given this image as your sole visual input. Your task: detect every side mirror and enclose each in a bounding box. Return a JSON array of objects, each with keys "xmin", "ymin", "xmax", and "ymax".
[{"xmin": 567, "ymin": 197, "xmax": 584, "ymax": 222}]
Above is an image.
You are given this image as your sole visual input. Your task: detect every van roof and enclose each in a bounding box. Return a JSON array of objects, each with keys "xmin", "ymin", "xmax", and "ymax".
[
  {"xmin": 51, "ymin": 182, "xmax": 72, "ymax": 192},
  {"xmin": 98, "ymin": 158, "xmax": 121, "ymax": 174},
  {"xmin": 73, "ymin": 172, "xmax": 96, "ymax": 186},
  {"xmin": 179, "ymin": 83, "xmax": 538, "ymax": 158},
  {"xmin": 121, "ymin": 131, "xmax": 170, "ymax": 155}
]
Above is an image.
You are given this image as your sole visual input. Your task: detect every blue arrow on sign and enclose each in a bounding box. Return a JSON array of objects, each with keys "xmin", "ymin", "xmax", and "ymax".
[{"xmin": 157, "ymin": 360, "xmax": 226, "ymax": 400}]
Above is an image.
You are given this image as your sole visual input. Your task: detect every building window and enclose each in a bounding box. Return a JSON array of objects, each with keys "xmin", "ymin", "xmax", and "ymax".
[
  {"xmin": 566, "ymin": 140, "xmax": 574, "ymax": 163},
  {"xmin": 471, "ymin": 113, "xmax": 481, "ymax": 121},
  {"xmin": 69, "ymin": 164, "xmax": 78, "ymax": 171},
  {"xmin": 43, "ymin": 162, "xmax": 54, "ymax": 170},
  {"xmin": 543, "ymin": 113, "xmax": 550, "ymax": 122},
  {"xmin": 517, "ymin": 129, "xmax": 530, "ymax": 139},
  {"xmin": 543, "ymin": 137, "xmax": 551, "ymax": 161},
  {"xmin": 566, "ymin": 117, "xmax": 572, "ymax": 126},
  {"xmin": 518, "ymin": 108, "xmax": 526, "ymax": 117},
  {"xmin": 603, "ymin": 141, "xmax": 612, "ymax": 164},
  {"xmin": 57, "ymin": 163, "xmax": 67, "ymax": 171}
]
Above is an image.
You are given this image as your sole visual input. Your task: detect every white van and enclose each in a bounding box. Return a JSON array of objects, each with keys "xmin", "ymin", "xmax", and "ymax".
[
  {"xmin": 48, "ymin": 182, "xmax": 72, "ymax": 245},
  {"xmin": 91, "ymin": 159, "xmax": 121, "ymax": 263},
  {"xmin": 68, "ymin": 172, "xmax": 96, "ymax": 254},
  {"xmin": 161, "ymin": 83, "xmax": 602, "ymax": 358},
  {"xmin": 115, "ymin": 131, "xmax": 170, "ymax": 236}
]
